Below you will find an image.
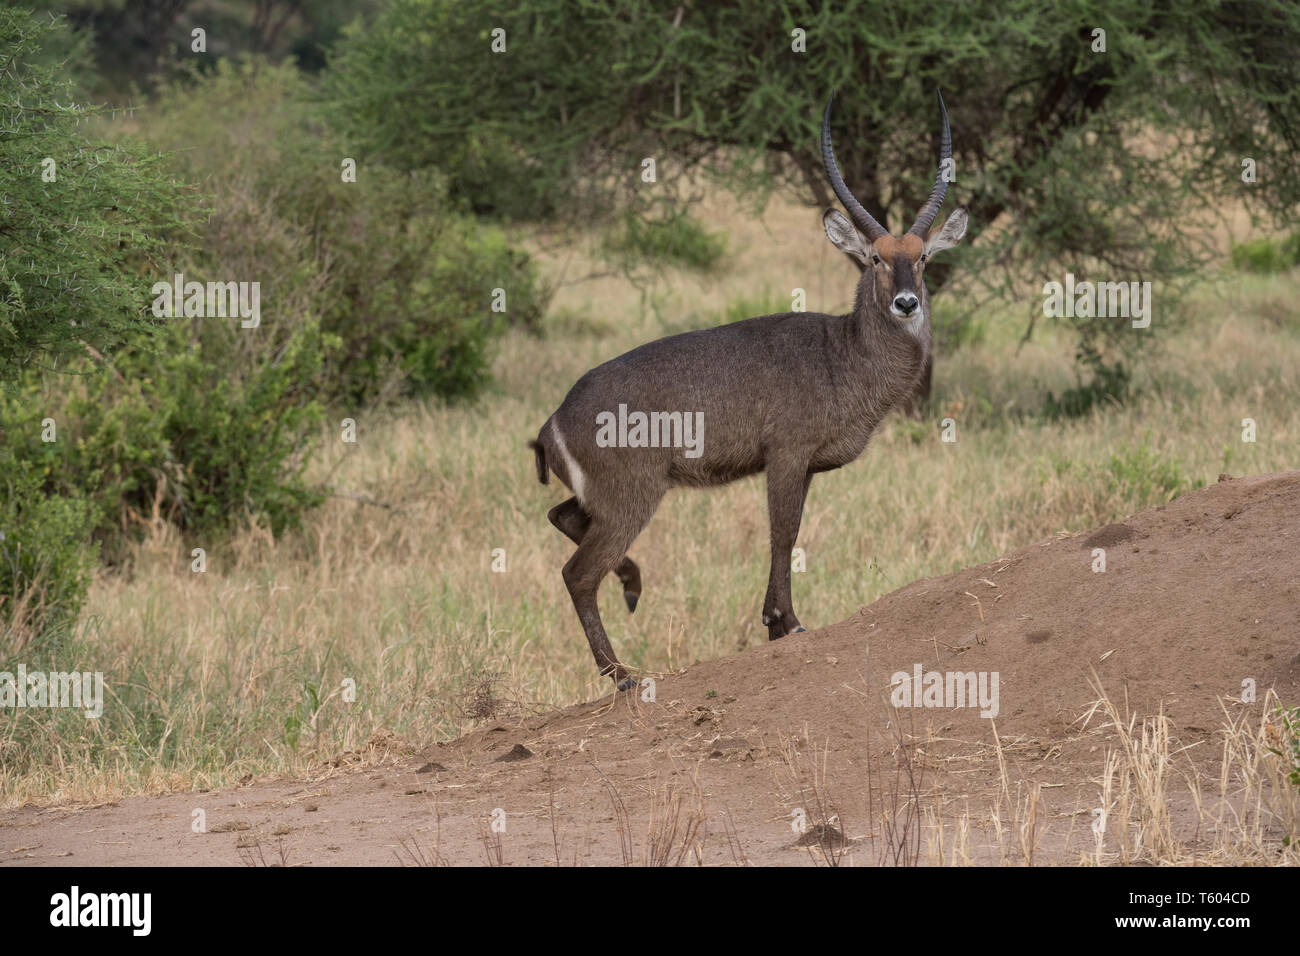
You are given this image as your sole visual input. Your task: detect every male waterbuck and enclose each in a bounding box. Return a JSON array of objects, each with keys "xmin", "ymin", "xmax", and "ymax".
[{"xmin": 530, "ymin": 91, "xmax": 968, "ymax": 690}]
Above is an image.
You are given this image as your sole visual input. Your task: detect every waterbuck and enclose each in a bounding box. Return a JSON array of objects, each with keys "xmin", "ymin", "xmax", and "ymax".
[{"xmin": 530, "ymin": 91, "xmax": 968, "ymax": 690}]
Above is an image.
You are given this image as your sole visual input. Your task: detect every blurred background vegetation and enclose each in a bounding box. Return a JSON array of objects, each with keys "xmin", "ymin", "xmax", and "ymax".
[{"xmin": 1, "ymin": 1, "xmax": 1297, "ymax": 800}]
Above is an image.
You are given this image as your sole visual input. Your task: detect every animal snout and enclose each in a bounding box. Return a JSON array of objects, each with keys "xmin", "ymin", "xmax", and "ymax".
[{"xmin": 891, "ymin": 292, "xmax": 919, "ymax": 316}]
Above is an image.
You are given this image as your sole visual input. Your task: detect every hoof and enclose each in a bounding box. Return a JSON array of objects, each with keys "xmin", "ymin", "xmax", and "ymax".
[
  {"xmin": 624, "ymin": 591, "xmax": 639, "ymax": 613},
  {"xmin": 616, "ymin": 675, "xmax": 637, "ymax": 692}
]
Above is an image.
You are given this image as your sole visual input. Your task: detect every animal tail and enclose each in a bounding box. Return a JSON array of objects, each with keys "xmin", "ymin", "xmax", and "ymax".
[{"xmin": 528, "ymin": 439, "xmax": 549, "ymax": 485}]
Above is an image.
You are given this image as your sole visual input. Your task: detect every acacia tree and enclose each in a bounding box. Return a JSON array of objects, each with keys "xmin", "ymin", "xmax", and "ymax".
[
  {"xmin": 0, "ymin": 7, "xmax": 189, "ymax": 381},
  {"xmin": 324, "ymin": 0, "xmax": 1300, "ymax": 394}
]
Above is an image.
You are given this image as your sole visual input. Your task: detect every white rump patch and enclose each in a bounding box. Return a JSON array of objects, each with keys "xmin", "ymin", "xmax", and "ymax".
[{"xmin": 551, "ymin": 423, "xmax": 586, "ymax": 505}]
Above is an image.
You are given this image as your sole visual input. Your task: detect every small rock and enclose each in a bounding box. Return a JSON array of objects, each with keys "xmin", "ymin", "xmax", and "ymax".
[
  {"xmin": 209, "ymin": 820, "xmax": 251, "ymax": 833},
  {"xmin": 495, "ymin": 743, "xmax": 533, "ymax": 763}
]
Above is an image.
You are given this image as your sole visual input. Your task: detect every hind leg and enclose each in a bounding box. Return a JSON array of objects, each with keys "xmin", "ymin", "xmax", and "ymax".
[
  {"xmin": 558, "ymin": 499, "xmax": 660, "ymax": 690},
  {"xmin": 548, "ymin": 497, "xmax": 642, "ymax": 612}
]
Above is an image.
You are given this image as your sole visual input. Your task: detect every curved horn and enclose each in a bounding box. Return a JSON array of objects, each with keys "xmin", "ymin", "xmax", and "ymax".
[
  {"xmin": 907, "ymin": 88, "xmax": 952, "ymax": 237},
  {"xmin": 821, "ymin": 90, "xmax": 888, "ymax": 241}
]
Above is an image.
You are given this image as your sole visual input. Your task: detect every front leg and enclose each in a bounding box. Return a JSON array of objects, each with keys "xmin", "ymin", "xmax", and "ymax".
[{"xmin": 762, "ymin": 465, "xmax": 812, "ymax": 640}]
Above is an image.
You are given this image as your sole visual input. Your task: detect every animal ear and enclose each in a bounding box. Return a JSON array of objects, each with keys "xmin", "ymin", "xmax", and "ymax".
[
  {"xmin": 823, "ymin": 209, "xmax": 870, "ymax": 264},
  {"xmin": 924, "ymin": 205, "xmax": 968, "ymax": 257}
]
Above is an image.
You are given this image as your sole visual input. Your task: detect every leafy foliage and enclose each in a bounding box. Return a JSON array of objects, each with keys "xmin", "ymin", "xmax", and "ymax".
[
  {"xmin": 145, "ymin": 57, "xmax": 547, "ymax": 405},
  {"xmin": 604, "ymin": 208, "xmax": 727, "ymax": 273},
  {"xmin": 0, "ymin": 318, "xmax": 327, "ymax": 563},
  {"xmin": 0, "ymin": 7, "xmax": 190, "ymax": 381},
  {"xmin": 1273, "ymin": 705, "xmax": 1300, "ymax": 789},
  {"xmin": 322, "ymin": 0, "xmax": 1300, "ymax": 379},
  {"xmin": 0, "ymin": 455, "xmax": 97, "ymax": 637},
  {"xmin": 36, "ymin": 0, "xmax": 376, "ymax": 97},
  {"xmin": 1230, "ymin": 233, "xmax": 1300, "ymax": 274},
  {"xmin": 1, "ymin": 20, "xmax": 556, "ymax": 632},
  {"xmin": 1043, "ymin": 345, "xmax": 1132, "ymax": 420}
]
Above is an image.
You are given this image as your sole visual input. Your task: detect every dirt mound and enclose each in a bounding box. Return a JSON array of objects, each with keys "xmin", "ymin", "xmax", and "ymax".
[{"xmin": 5, "ymin": 472, "xmax": 1298, "ymax": 866}]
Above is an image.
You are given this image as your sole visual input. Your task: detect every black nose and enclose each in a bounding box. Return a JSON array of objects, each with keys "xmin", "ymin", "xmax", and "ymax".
[{"xmin": 893, "ymin": 293, "xmax": 919, "ymax": 315}]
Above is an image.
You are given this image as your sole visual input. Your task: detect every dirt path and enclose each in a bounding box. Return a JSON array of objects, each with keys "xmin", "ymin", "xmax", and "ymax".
[{"xmin": 4, "ymin": 472, "xmax": 1298, "ymax": 866}]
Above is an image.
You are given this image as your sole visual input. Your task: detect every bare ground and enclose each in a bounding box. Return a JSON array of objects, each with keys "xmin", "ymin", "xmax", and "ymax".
[{"xmin": 3, "ymin": 471, "xmax": 1298, "ymax": 866}]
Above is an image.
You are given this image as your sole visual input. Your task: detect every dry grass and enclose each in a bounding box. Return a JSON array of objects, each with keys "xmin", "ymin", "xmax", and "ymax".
[
  {"xmin": 1076, "ymin": 686, "xmax": 1300, "ymax": 865},
  {"xmin": 3, "ymin": 190, "xmax": 1298, "ymax": 814},
  {"xmin": 772, "ymin": 729, "xmax": 855, "ymax": 866},
  {"xmin": 914, "ymin": 687, "xmax": 1300, "ymax": 866}
]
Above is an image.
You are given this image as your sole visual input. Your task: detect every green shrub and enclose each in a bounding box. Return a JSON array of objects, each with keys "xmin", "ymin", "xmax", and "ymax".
[
  {"xmin": 1231, "ymin": 238, "xmax": 1287, "ymax": 274},
  {"xmin": 0, "ymin": 10, "xmax": 189, "ymax": 382},
  {"xmin": 1272, "ymin": 705, "xmax": 1300, "ymax": 784},
  {"xmin": 1270, "ymin": 704, "xmax": 1300, "ymax": 848},
  {"xmin": 0, "ymin": 8, "xmax": 190, "ymax": 382},
  {"xmin": 0, "ymin": 456, "xmax": 97, "ymax": 637},
  {"xmin": 1101, "ymin": 443, "xmax": 1195, "ymax": 505},
  {"xmin": 0, "ymin": 51, "xmax": 548, "ymax": 621},
  {"xmin": 450, "ymin": 128, "xmax": 564, "ymax": 221},
  {"xmin": 0, "ymin": 318, "xmax": 327, "ymax": 564},
  {"xmin": 143, "ymin": 57, "xmax": 547, "ymax": 406},
  {"xmin": 1043, "ymin": 345, "xmax": 1132, "ymax": 419},
  {"xmin": 1230, "ymin": 233, "xmax": 1300, "ymax": 274},
  {"xmin": 319, "ymin": 183, "xmax": 547, "ymax": 404},
  {"xmin": 134, "ymin": 323, "xmax": 327, "ymax": 539},
  {"xmin": 605, "ymin": 209, "xmax": 727, "ymax": 273},
  {"xmin": 1282, "ymin": 232, "xmax": 1300, "ymax": 269}
]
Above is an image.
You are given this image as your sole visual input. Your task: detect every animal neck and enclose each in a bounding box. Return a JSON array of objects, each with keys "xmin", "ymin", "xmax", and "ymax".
[{"xmin": 845, "ymin": 273, "xmax": 930, "ymax": 399}]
